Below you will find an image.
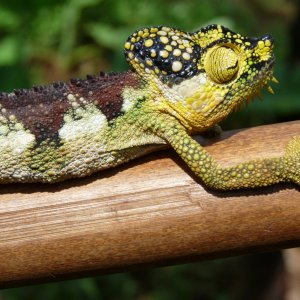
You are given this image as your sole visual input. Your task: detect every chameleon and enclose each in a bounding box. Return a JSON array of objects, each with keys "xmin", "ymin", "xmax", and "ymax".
[{"xmin": 0, "ymin": 24, "xmax": 299, "ymax": 189}]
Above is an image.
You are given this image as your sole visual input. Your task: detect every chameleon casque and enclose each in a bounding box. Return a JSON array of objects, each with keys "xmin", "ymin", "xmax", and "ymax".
[{"xmin": 0, "ymin": 24, "xmax": 299, "ymax": 189}]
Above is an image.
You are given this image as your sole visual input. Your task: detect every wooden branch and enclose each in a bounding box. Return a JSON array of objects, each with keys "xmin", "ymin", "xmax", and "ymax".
[{"xmin": 1, "ymin": 121, "xmax": 300, "ymax": 288}]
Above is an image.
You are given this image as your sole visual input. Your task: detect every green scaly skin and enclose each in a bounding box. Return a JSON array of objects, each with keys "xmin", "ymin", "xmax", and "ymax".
[{"xmin": 0, "ymin": 24, "xmax": 299, "ymax": 189}]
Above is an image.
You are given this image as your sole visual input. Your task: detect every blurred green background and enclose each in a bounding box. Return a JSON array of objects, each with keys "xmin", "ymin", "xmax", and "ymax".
[{"xmin": 0, "ymin": 0, "xmax": 299, "ymax": 299}]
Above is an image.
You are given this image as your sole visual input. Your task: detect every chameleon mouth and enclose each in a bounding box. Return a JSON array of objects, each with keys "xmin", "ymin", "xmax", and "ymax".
[{"xmin": 235, "ymin": 55, "xmax": 277, "ymax": 110}]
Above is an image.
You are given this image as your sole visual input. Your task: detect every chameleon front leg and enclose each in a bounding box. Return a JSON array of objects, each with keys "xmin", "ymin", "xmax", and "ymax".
[{"xmin": 156, "ymin": 120, "xmax": 300, "ymax": 190}]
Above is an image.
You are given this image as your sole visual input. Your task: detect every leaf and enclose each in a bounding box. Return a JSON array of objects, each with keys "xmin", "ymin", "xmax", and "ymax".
[
  {"xmin": 86, "ymin": 23, "xmax": 133, "ymax": 50},
  {"xmin": 0, "ymin": 6, "xmax": 19, "ymax": 30},
  {"xmin": 70, "ymin": 0, "xmax": 102, "ymax": 8},
  {"xmin": 0, "ymin": 37, "xmax": 18, "ymax": 66}
]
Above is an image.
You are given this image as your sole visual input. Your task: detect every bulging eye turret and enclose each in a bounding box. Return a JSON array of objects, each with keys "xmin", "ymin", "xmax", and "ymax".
[{"xmin": 204, "ymin": 46, "xmax": 239, "ymax": 84}]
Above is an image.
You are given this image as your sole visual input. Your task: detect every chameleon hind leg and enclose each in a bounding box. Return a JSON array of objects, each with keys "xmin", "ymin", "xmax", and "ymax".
[{"xmin": 158, "ymin": 121, "xmax": 300, "ymax": 190}]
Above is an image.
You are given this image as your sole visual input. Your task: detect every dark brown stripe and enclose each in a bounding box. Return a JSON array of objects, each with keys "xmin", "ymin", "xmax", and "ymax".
[
  {"xmin": 0, "ymin": 71, "xmax": 142, "ymax": 143},
  {"xmin": 69, "ymin": 71, "xmax": 142, "ymax": 120},
  {"xmin": 0, "ymin": 82, "xmax": 70, "ymax": 143}
]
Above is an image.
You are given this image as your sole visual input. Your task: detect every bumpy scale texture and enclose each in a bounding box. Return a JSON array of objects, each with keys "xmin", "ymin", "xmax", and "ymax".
[{"xmin": 0, "ymin": 24, "xmax": 299, "ymax": 189}]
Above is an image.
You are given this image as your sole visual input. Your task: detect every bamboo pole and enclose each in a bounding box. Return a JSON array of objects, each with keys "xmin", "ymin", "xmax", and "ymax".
[{"xmin": 0, "ymin": 121, "xmax": 300, "ymax": 288}]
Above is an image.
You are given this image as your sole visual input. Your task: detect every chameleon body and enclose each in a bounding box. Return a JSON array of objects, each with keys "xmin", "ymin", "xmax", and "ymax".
[{"xmin": 0, "ymin": 24, "xmax": 299, "ymax": 189}]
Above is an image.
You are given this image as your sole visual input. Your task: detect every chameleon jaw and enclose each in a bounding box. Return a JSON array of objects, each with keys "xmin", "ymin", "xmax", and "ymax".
[{"xmin": 234, "ymin": 56, "xmax": 277, "ymax": 111}]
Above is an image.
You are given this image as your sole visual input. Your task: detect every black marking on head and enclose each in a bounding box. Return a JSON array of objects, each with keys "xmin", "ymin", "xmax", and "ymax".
[{"xmin": 124, "ymin": 26, "xmax": 202, "ymax": 85}]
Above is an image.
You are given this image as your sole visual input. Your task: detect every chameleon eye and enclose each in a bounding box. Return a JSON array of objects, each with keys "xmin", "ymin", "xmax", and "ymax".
[{"xmin": 205, "ymin": 46, "xmax": 239, "ymax": 84}]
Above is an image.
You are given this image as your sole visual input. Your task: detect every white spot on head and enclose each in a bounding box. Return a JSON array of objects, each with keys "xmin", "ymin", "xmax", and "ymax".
[
  {"xmin": 157, "ymin": 30, "xmax": 167, "ymax": 36},
  {"xmin": 128, "ymin": 52, "xmax": 134, "ymax": 59},
  {"xmin": 182, "ymin": 52, "xmax": 191, "ymax": 60},
  {"xmin": 144, "ymin": 39, "xmax": 153, "ymax": 47},
  {"xmin": 160, "ymin": 36, "xmax": 169, "ymax": 44},
  {"xmin": 173, "ymin": 49, "xmax": 181, "ymax": 56},
  {"xmin": 161, "ymin": 27, "xmax": 171, "ymax": 32},
  {"xmin": 172, "ymin": 61, "xmax": 182, "ymax": 72},
  {"xmin": 159, "ymin": 50, "xmax": 169, "ymax": 58},
  {"xmin": 124, "ymin": 42, "xmax": 131, "ymax": 49},
  {"xmin": 165, "ymin": 45, "xmax": 172, "ymax": 51}
]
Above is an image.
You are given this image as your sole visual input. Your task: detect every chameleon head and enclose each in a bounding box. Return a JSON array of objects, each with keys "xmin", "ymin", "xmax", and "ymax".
[{"xmin": 124, "ymin": 25, "xmax": 275, "ymax": 131}]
